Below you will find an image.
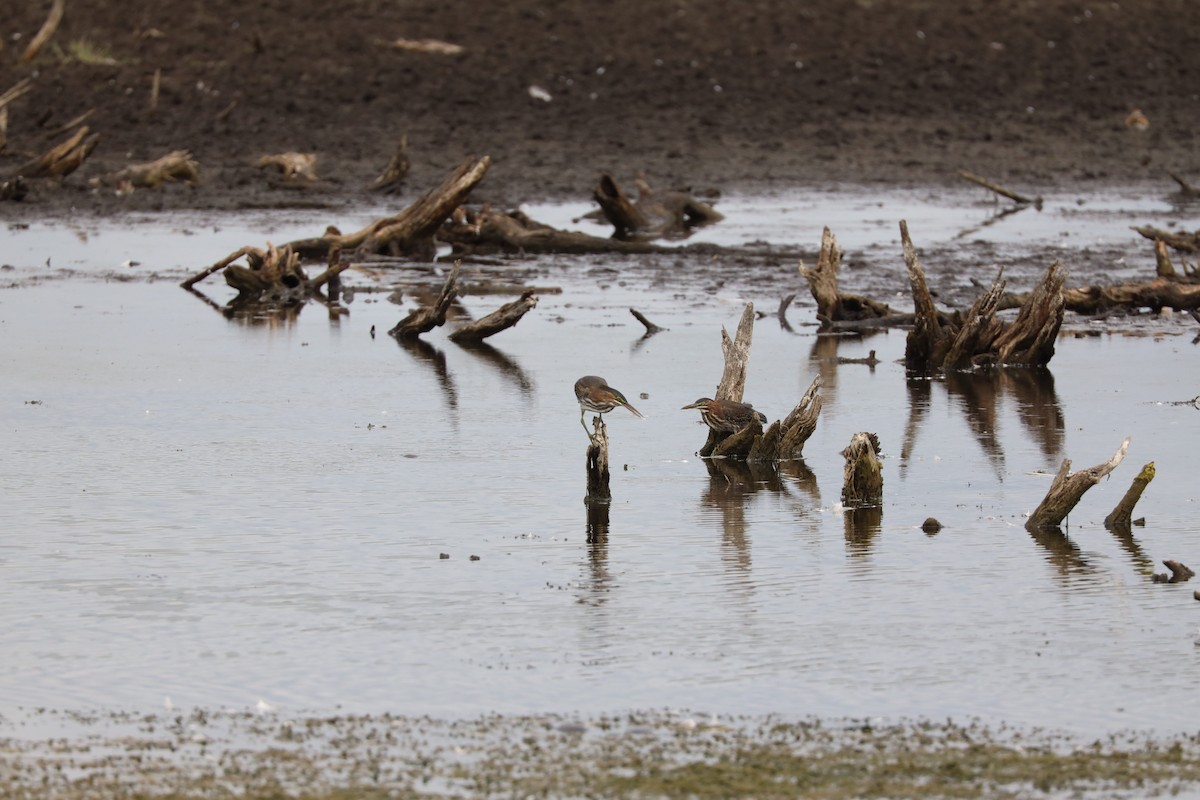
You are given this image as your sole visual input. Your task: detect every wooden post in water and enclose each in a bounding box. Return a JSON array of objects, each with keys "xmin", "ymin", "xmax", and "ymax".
[
  {"xmin": 1026, "ymin": 437, "xmax": 1130, "ymax": 531},
  {"xmin": 585, "ymin": 417, "xmax": 611, "ymax": 503},
  {"xmin": 841, "ymin": 432, "xmax": 883, "ymax": 507},
  {"xmin": 1104, "ymin": 461, "xmax": 1155, "ymax": 529}
]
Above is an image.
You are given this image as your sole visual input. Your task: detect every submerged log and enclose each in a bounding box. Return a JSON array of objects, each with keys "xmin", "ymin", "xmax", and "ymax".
[
  {"xmin": 440, "ymin": 206, "xmax": 674, "ymax": 256},
  {"xmin": 388, "ymin": 261, "xmax": 461, "ymax": 338},
  {"xmin": 448, "ymin": 291, "xmax": 538, "ymax": 343},
  {"xmin": 1025, "ymin": 437, "xmax": 1131, "ymax": 531},
  {"xmin": 958, "ymin": 170, "xmax": 1043, "ymax": 208},
  {"xmin": 16, "ymin": 126, "xmax": 99, "ymax": 180},
  {"xmin": 91, "ymin": 150, "xmax": 200, "ymax": 190},
  {"xmin": 1104, "ymin": 462, "xmax": 1155, "ymax": 530},
  {"xmin": 799, "ymin": 227, "xmax": 891, "ymax": 325},
  {"xmin": 841, "ymin": 432, "xmax": 883, "ymax": 508},
  {"xmin": 593, "ymin": 173, "xmax": 723, "ymax": 240}
]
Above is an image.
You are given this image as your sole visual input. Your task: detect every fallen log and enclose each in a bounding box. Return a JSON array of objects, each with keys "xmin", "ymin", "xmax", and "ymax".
[
  {"xmin": 593, "ymin": 173, "xmax": 723, "ymax": 240},
  {"xmin": 16, "ymin": 126, "xmax": 100, "ymax": 180},
  {"xmin": 799, "ymin": 226, "xmax": 892, "ymax": 325},
  {"xmin": 90, "ymin": 150, "xmax": 199, "ymax": 190},
  {"xmin": 388, "ymin": 261, "xmax": 461, "ymax": 338},
  {"xmin": 448, "ymin": 291, "xmax": 538, "ymax": 343},
  {"xmin": 1133, "ymin": 225, "xmax": 1200, "ymax": 253},
  {"xmin": 285, "ymin": 154, "xmax": 491, "ymax": 261},
  {"xmin": 841, "ymin": 432, "xmax": 883, "ymax": 508},
  {"xmin": 439, "ymin": 206, "xmax": 675, "ymax": 256},
  {"xmin": 1062, "ymin": 277, "xmax": 1200, "ymax": 314},
  {"xmin": 1104, "ymin": 461, "xmax": 1154, "ymax": 530},
  {"xmin": 1025, "ymin": 437, "xmax": 1131, "ymax": 531}
]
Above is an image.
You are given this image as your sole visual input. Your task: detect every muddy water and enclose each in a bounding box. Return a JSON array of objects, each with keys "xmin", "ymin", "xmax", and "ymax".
[{"xmin": 1, "ymin": 187, "xmax": 1198, "ymax": 737}]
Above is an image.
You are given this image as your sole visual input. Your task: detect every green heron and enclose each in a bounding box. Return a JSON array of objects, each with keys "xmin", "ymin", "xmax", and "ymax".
[
  {"xmin": 681, "ymin": 397, "xmax": 767, "ymax": 433},
  {"xmin": 575, "ymin": 375, "xmax": 643, "ymax": 432}
]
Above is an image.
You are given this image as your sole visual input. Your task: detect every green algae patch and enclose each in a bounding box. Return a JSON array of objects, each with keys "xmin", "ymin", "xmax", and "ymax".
[{"xmin": 3, "ymin": 710, "xmax": 1199, "ymax": 799}]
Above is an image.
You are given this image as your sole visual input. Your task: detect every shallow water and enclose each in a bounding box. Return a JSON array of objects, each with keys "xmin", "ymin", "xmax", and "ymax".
[{"xmin": 2, "ymin": 187, "xmax": 1199, "ymax": 738}]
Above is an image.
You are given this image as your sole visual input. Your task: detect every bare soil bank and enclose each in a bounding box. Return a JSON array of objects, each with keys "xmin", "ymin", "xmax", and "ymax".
[{"xmin": 3, "ymin": 0, "xmax": 1199, "ymax": 216}]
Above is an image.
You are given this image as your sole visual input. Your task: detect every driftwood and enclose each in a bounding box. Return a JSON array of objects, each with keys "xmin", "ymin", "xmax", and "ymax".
[
  {"xmin": 799, "ymin": 227, "xmax": 892, "ymax": 326},
  {"xmin": 285, "ymin": 154, "xmax": 491, "ymax": 261},
  {"xmin": 958, "ymin": 170, "xmax": 1043, "ymax": 208},
  {"xmin": 440, "ymin": 206, "xmax": 674, "ymax": 256},
  {"xmin": 630, "ymin": 308, "xmax": 665, "ymax": 336},
  {"xmin": 90, "ymin": 150, "xmax": 199, "ymax": 190},
  {"xmin": 16, "ymin": 126, "xmax": 100, "ymax": 180},
  {"xmin": 1104, "ymin": 462, "xmax": 1154, "ymax": 529},
  {"xmin": 902, "ymin": 220, "xmax": 1064, "ymax": 371},
  {"xmin": 369, "ymin": 134, "xmax": 410, "ymax": 193},
  {"xmin": 841, "ymin": 432, "xmax": 883, "ymax": 508},
  {"xmin": 695, "ymin": 304, "xmax": 823, "ymax": 460},
  {"xmin": 257, "ymin": 152, "xmax": 318, "ymax": 183},
  {"xmin": 388, "ymin": 261, "xmax": 461, "ymax": 338},
  {"xmin": 20, "ymin": 0, "xmax": 65, "ymax": 63},
  {"xmin": 1133, "ymin": 225, "xmax": 1200, "ymax": 254},
  {"xmin": 1025, "ymin": 437, "xmax": 1131, "ymax": 531},
  {"xmin": 181, "ymin": 242, "xmax": 353, "ymax": 307},
  {"xmin": 1152, "ymin": 560, "xmax": 1195, "ymax": 584},
  {"xmin": 448, "ymin": 291, "xmax": 538, "ymax": 343},
  {"xmin": 593, "ymin": 173, "xmax": 723, "ymax": 240}
]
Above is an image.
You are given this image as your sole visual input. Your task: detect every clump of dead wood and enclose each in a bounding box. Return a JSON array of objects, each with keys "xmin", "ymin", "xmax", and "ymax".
[
  {"xmin": 16, "ymin": 126, "xmax": 99, "ymax": 180},
  {"xmin": 181, "ymin": 242, "xmax": 351, "ymax": 306},
  {"xmin": 692, "ymin": 303, "xmax": 823, "ymax": 461},
  {"xmin": 593, "ymin": 173, "xmax": 723, "ymax": 240},
  {"xmin": 387, "ymin": 259, "xmax": 539, "ymax": 342},
  {"xmin": 90, "ymin": 150, "xmax": 199, "ymax": 191}
]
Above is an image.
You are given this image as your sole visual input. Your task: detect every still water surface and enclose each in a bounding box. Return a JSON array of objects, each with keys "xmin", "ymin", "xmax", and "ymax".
[{"xmin": 1, "ymin": 187, "xmax": 1198, "ymax": 737}]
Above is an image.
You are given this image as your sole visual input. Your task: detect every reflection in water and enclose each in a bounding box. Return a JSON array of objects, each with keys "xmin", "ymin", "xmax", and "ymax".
[
  {"xmin": 1028, "ymin": 526, "xmax": 1094, "ymax": 579},
  {"xmin": 394, "ymin": 336, "xmax": 458, "ymax": 414},
  {"xmin": 580, "ymin": 500, "xmax": 612, "ymax": 607},
  {"xmin": 454, "ymin": 340, "xmax": 535, "ymax": 396},
  {"xmin": 843, "ymin": 506, "xmax": 883, "ymax": 561},
  {"xmin": 1108, "ymin": 525, "xmax": 1156, "ymax": 577},
  {"xmin": 901, "ymin": 367, "xmax": 1065, "ymax": 479}
]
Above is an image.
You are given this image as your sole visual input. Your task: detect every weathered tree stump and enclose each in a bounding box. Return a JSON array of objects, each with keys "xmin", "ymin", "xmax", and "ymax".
[
  {"xmin": 585, "ymin": 417, "xmax": 611, "ymax": 502},
  {"xmin": 20, "ymin": 0, "xmax": 64, "ymax": 63},
  {"xmin": 1104, "ymin": 462, "xmax": 1155, "ymax": 529},
  {"xmin": 841, "ymin": 432, "xmax": 883, "ymax": 508},
  {"xmin": 901, "ymin": 220, "xmax": 1065, "ymax": 370},
  {"xmin": 91, "ymin": 150, "xmax": 200, "ymax": 190},
  {"xmin": 223, "ymin": 243, "xmax": 306, "ymax": 304},
  {"xmin": 284, "ymin": 154, "xmax": 491, "ymax": 261},
  {"xmin": 1025, "ymin": 437, "xmax": 1131, "ymax": 531},
  {"xmin": 448, "ymin": 291, "xmax": 538, "ymax": 343},
  {"xmin": 799, "ymin": 226, "xmax": 891, "ymax": 326},
  {"xmin": 388, "ymin": 261, "xmax": 461, "ymax": 338},
  {"xmin": 593, "ymin": 173, "xmax": 723, "ymax": 240}
]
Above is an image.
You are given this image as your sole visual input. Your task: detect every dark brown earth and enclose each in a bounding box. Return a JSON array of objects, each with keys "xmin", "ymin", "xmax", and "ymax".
[{"xmin": 3, "ymin": 0, "xmax": 1199, "ymax": 218}]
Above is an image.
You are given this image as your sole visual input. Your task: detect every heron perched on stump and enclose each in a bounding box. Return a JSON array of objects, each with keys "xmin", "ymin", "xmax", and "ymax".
[
  {"xmin": 681, "ymin": 397, "xmax": 766, "ymax": 433},
  {"xmin": 575, "ymin": 375, "xmax": 643, "ymax": 433}
]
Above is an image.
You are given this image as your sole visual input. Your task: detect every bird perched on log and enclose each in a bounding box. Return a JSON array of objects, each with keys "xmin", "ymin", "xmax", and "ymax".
[
  {"xmin": 681, "ymin": 397, "xmax": 767, "ymax": 433},
  {"xmin": 575, "ymin": 375, "xmax": 643, "ymax": 433}
]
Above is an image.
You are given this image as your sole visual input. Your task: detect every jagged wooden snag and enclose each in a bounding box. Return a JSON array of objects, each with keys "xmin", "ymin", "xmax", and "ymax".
[
  {"xmin": 1026, "ymin": 437, "xmax": 1131, "ymax": 531},
  {"xmin": 593, "ymin": 173, "xmax": 723, "ymax": 240},
  {"xmin": 799, "ymin": 226, "xmax": 891, "ymax": 326},
  {"xmin": 585, "ymin": 417, "xmax": 611, "ymax": 503},
  {"xmin": 223, "ymin": 243, "xmax": 306, "ymax": 304},
  {"xmin": 388, "ymin": 261, "xmax": 461, "ymax": 339},
  {"xmin": 1104, "ymin": 462, "xmax": 1154, "ymax": 530}
]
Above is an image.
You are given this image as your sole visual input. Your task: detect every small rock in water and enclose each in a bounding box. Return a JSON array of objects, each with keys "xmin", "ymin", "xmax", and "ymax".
[{"xmin": 921, "ymin": 517, "xmax": 943, "ymax": 534}]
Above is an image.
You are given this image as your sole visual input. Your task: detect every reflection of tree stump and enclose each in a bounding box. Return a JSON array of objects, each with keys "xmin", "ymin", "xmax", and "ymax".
[
  {"xmin": 1026, "ymin": 438, "xmax": 1130, "ymax": 531},
  {"xmin": 841, "ymin": 432, "xmax": 883, "ymax": 508}
]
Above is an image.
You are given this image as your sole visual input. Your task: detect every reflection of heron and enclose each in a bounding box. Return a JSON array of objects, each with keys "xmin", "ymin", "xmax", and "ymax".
[
  {"xmin": 681, "ymin": 398, "xmax": 766, "ymax": 433},
  {"xmin": 574, "ymin": 375, "xmax": 643, "ymax": 433}
]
